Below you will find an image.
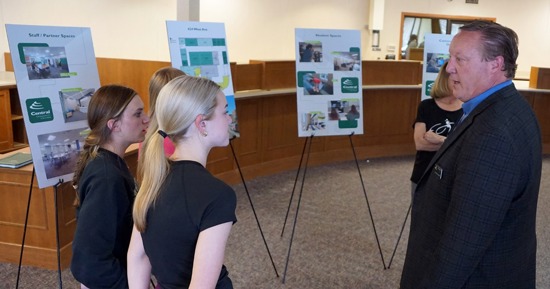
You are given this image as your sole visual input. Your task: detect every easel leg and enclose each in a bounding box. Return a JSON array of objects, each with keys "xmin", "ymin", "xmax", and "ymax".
[
  {"xmin": 281, "ymin": 136, "xmax": 309, "ymax": 237},
  {"xmin": 16, "ymin": 167, "xmax": 35, "ymax": 289},
  {"xmin": 348, "ymin": 133, "xmax": 387, "ymax": 269},
  {"xmin": 229, "ymin": 139, "xmax": 279, "ymax": 277},
  {"xmin": 54, "ymin": 179, "xmax": 64, "ymax": 289},
  {"xmin": 387, "ymin": 202, "xmax": 412, "ymax": 269},
  {"xmin": 282, "ymin": 135, "xmax": 314, "ymax": 284}
]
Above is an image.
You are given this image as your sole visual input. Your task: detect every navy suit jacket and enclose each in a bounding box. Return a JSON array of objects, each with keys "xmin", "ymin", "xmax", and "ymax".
[{"xmin": 400, "ymin": 83, "xmax": 542, "ymax": 289}]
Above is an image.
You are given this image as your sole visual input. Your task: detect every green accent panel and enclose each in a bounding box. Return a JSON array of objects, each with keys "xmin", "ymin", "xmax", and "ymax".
[
  {"xmin": 185, "ymin": 38, "xmax": 199, "ymax": 46},
  {"xmin": 17, "ymin": 43, "xmax": 49, "ymax": 64},
  {"xmin": 338, "ymin": 119, "xmax": 358, "ymax": 128},
  {"xmin": 349, "ymin": 47, "xmax": 360, "ymax": 54},
  {"xmin": 222, "ymin": 51, "xmax": 228, "ymax": 64},
  {"xmin": 213, "ymin": 38, "xmax": 226, "ymax": 46},
  {"xmin": 180, "ymin": 48, "xmax": 188, "ymax": 66},
  {"xmin": 425, "ymin": 80, "xmax": 434, "ymax": 96},
  {"xmin": 297, "ymin": 71, "xmax": 316, "ymax": 87},
  {"xmin": 26, "ymin": 97, "xmax": 54, "ymax": 123},
  {"xmin": 189, "ymin": 52, "xmax": 214, "ymax": 66},
  {"xmin": 341, "ymin": 77, "xmax": 359, "ymax": 93}
]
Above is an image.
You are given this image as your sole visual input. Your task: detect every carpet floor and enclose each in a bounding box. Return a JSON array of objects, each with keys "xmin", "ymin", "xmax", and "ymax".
[{"xmin": 1, "ymin": 155, "xmax": 549, "ymax": 288}]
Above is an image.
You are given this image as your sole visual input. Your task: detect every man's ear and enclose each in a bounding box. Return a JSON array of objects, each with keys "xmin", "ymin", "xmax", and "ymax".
[{"xmin": 492, "ymin": 55, "xmax": 505, "ymax": 72}]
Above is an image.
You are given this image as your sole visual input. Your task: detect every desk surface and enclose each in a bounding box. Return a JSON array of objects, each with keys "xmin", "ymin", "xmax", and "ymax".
[
  {"xmin": 0, "ymin": 143, "xmax": 139, "ymax": 173},
  {"xmin": 0, "ymin": 71, "xmax": 16, "ymax": 88}
]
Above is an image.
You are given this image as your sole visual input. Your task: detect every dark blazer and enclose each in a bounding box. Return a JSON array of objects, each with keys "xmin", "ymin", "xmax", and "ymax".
[{"xmin": 400, "ymin": 83, "xmax": 542, "ymax": 289}]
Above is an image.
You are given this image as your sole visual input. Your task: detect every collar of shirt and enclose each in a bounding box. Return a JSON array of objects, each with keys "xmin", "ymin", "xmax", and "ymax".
[{"xmin": 462, "ymin": 80, "xmax": 513, "ymax": 115}]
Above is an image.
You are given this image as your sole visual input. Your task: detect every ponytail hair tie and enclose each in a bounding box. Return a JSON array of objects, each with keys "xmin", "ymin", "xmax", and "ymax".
[{"xmin": 157, "ymin": 130, "xmax": 168, "ymax": 139}]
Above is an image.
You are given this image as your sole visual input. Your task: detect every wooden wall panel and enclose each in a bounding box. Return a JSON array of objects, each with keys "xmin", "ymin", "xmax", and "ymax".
[
  {"xmin": 0, "ymin": 147, "xmax": 137, "ymax": 270},
  {"xmin": 261, "ymin": 93, "xmax": 302, "ymax": 161},
  {"xmin": 95, "ymin": 58, "xmax": 169, "ymax": 112},
  {"xmin": 0, "ymin": 89, "xmax": 13, "ymax": 151},
  {"xmin": 529, "ymin": 67, "xmax": 550, "ymax": 89},
  {"xmin": 362, "ymin": 60, "xmax": 422, "ymax": 85},
  {"xmin": 249, "ymin": 60, "xmax": 296, "ymax": 90},
  {"xmin": 533, "ymin": 92, "xmax": 550, "ymax": 145},
  {"xmin": 233, "ymin": 63, "xmax": 263, "ymax": 91},
  {"xmin": 363, "ymin": 89, "xmax": 418, "ymax": 137},
  {"xmin": 4, "ymin": 52, "xmax": 13, "ymax": 71},
  {"xmin": 206, "ymin": 146, "xmax": 234, "ymax": 175},
  {"xmin": 0, "ymin": 167, "xmax": 76, "ymax": 269},
  {"xmin": 230, "ymin": 99, "xmax": 262, "ymax": 166}
]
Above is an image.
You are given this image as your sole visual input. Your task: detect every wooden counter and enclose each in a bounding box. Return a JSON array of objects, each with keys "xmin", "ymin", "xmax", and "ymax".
[
  {"xmin": 210, "ymin": 85, "xmax": 420, "ymax": 184},
  {"xmin": 0, "ymin": 145, "xmax": 138, "ymax": 270},
  {"xmin": 209, "ymin": 80, "xmax": 550, "ymax": 185}
]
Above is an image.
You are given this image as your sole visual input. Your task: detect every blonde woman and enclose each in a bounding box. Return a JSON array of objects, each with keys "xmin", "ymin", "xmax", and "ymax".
[
  {"xmin": 144, "ymin": 66, "xmax": 186, "ymax": 157},
  {"xmin": 410, "ymin": 61, "xmax": 462, "ymax": 195},
  {"xmin": 128, "ymin": 75, "xmax": 237, "ymax": 289}
]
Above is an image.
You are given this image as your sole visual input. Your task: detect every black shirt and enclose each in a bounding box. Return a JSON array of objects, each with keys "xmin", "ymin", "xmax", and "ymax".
[{"xmin": 142, "ymin": 160, "xmax": 237, "ymax": 289}]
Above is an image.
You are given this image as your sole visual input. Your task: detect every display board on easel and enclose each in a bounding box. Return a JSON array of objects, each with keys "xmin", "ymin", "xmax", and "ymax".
[
  {"xmin": 421, "ymin": 33, "xmax": 454, "ymax": 100},
  {"xmin": 6, "ymin": 24, "xmax": 100, "ymax": 188},
  {"xmin": 295, "ymin": 28, "xmax": 363, "ymax": 137},
  {"xmin": 165, "ymin": 20, "xmax": 239, "ymax": 138}
]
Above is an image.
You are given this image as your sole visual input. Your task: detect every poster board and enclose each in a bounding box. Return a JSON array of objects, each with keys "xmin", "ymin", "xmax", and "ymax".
[
  {"xmin": 295, "ymin": 28, "xmax": 363, "ymax": 137},
  {"xmin": 421, "ymin": 33, "xmax": 454, "ymax": 100},
  {"xmin": 165, "ymin": 21, "xmax": 239, "ymax": 138},
  {"xmin": 6, "ymin": 24, "xmax": 100, "ymax": 188}
]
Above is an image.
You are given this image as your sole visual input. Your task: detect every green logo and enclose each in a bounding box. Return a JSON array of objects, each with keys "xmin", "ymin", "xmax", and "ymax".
[
  {"xmin": 26, "ymin": 97, "xmax": 54, "ymax": 123},
  {"xmin": 341, "ymin": 77, "xmax": 359, "ymax": 93},
  {"xmin": 425, "ymin": 80, "xmax": 434, "ymax": 96}
]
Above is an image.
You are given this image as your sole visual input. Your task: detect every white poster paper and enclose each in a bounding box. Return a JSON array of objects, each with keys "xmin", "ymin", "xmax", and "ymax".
[
  {"xmin": 6, "ymin": 24, "xmax": 100, "ymax": 188},
  {"xmin": 295, "ymin": 28, "xmax": 363, "ymax": 137},
  {"xmin": 422, "ymin": 33, "xmax": 454, "ymax": 100},
  {"xmin": 166, "ymin": 21, "xmax": 239, "ymax": 138}
]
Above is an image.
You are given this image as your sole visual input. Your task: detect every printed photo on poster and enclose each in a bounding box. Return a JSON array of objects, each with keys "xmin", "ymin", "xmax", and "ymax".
[
  {"xmin": 298, "ymin": 41, "xmax": 323, "ymax": 63},
  {"xmin": 59, "ymin": 88, "xmax": 95, "ymax": 123},
  {"xmin": 37, "ymin": 128, "xmax": 88, "ymax": 179},
  {"xmin": 23, "ymin": 46, "xmax": 70, "ymax": 80},
  {"xmin": 300, "ymin": 111, "xmax": 326, "ymax": 132},
  {"xmin": 426, "ymin": 53, "xmax": 450, "ymax": 73},
  {"xmin": 333, "ymin": 51, "xmax": 360, "ymax": 71},
  {"xmin": 303, "ymin": 72, "xmax": 334, "ymax": 95}
]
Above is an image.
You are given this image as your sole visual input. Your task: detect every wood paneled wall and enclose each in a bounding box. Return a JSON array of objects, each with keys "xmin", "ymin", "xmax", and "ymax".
[
  {"xmin": 209, "ymin": 87, "xmax": 419, "ymax": 184},
  {"xmin": 530, "ymin": 67, "xmax": 550, "ymax": 89},
  {"xmin": 0, "ymin": 148, "xmax": 138, "ymax": 270}
]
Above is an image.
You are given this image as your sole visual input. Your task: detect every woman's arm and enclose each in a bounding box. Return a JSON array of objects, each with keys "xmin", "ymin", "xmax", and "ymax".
[
  {"xmin": 127, "ymin": 226, "xmax": 152, "ymax": 289},
  {"xmin": 189, "ymin": 222, "xmax": 233, "ymax": 289},
  {"xmin": 414, "ymin": 122, "xmax": 443, "ymax": 151}
]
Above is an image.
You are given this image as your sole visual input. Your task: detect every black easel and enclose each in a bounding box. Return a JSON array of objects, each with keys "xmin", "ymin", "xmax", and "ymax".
[
  {"xmin": 280, "ymin": 132, "xmax": 387, "ymax": 283},
  {"xmin": 348, "ymin": 132, "xmax": 386, "ymax": 270},
  {"xmin": 387, "ymin": 202, "xmax": 412, "ymax": 268},
  {"xmin": 281, "ymin": 134, "xmax": 314, "ymax": 284},
  {"xmin": 53, "ymin": 179, "xmax": 64, "ymax": 288},
  {"xmin": 16, "ymin": 169, "xmax": 63, "ymax": 289},
  {"xmin": 229, "ymin": 139, "xmax": 279, "ymax": 277}
]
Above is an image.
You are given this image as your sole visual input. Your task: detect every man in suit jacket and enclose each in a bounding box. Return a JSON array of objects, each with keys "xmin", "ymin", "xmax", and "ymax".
[{"xmin": 400, "ymin": 21, "xmax": 542, "ymax": 289}]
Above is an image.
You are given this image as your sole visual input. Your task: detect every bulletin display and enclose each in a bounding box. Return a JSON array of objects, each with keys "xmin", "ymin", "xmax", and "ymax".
[
  {"xmin": 421, "ymin": 33, "xmax": 454, "ymax": 100},
  {"xmin": 295, "ymin": 28, "xmax": 363, "ymax": 137},
  {"xmin": 166, "ymin": 21, "xmax": 239, "ymax": 138},
  {"xmin": 6, "ymin": 24, "xmax": 100, "ymax": 188}
]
